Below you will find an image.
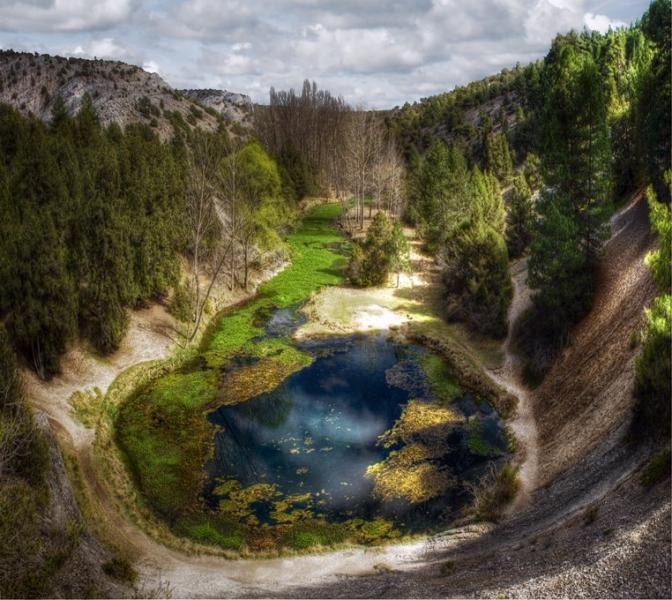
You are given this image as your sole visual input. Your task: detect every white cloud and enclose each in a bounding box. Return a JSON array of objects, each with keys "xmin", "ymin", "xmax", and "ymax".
[
  {"xmin": 67, "ymin": 37, "xmax": 135, "ymax": 61},
  {"xmin": 0, "ymin": 0, "xmax": 651, "ymax": 108},
  {"xmin": 583, "ymin": 12, "xmax": 626, "ymax": 33},
  {"xmin": 0, "ymin": 0, "xmax": 137, "ymax": 32},
  {"xmin": 142, "ymin": 60, "xmax": 160, "ymax": 74},
  {"xmin": 525, "ymin": 0, "xmax": 584, "ymax": 46}
]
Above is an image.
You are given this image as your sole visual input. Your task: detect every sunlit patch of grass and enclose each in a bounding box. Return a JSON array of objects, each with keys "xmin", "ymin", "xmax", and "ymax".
[
  {"xmin": 205, "ymin": 203, "xmax": 347, "ymax": 358},
  {"xmin": 379, "ymin": 399, "xmax": 460, "ymax": 447},
  {"xmin": 151, "ymin": 370, "xmax": 219, "ymax": 409}
]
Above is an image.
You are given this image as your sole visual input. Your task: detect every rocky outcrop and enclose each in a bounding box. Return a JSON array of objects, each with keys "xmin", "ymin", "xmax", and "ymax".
[
  {"xmin": 0, "ymin": 50, "xmax": 247, "ymax": 139},
  {"xmin": 181, "ymin": 88, "xmax": 254, "ymax": 126}
]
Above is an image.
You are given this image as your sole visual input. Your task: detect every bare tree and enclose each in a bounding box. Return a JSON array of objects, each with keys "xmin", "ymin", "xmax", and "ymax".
[
  {"xmin": 373, "ymin": 135, "xmax": 406, "ymax": 218},
  {"xmin": 183, "ymin": 132, "xmax": 235, "ymax": 342},
  {"xmin": 255, "ymin": 80, "xmax": 350, "ymax": 195},
  {"xmin": 339, "ymin": 110, "xmax": 386, "ymax": 228}
]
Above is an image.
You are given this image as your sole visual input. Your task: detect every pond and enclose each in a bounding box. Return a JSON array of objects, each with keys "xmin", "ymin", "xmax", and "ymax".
[
  {"xmin": 203, "ymin": 323, "xmax": 509, "ymax": 535},
  {"xmin": 116, "ymin": 204, "xmax": 510, "ymax": 551}
]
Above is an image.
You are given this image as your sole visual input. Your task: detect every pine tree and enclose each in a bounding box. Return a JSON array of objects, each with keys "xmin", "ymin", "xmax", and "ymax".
[
  {"xmin": 485, "ymin": 132, "xmax": 514, "ymax": 184},
  {"xmin": 506, "ymin": 173, "xmax": 534, "ymax": 258},
  {"xmin": 411, "ymin": 141, "xmax": 469, "ymax": 250},
  {"xmin": 6, "ymin": 209, "xmax": 77, "ymax": 377},
  {"xmin": 528, "ymin": 39, "xmax": 612, "ymax": 337},
  {"xmin": 388, "ymin": 222, "xmax": 412, "ymax": 287},
  {"xmin": 443, "ymin": 220, "xmax": 512, "ymax": 337},
  {"xmin": 637, "ymin": 0, "xmax": 671, "ymax": 201}
]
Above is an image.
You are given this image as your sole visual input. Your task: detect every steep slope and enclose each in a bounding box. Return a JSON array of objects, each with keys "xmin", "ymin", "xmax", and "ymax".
[{"xmin": 0, "ymin": 50, "xmax": 242, "ymax": 138}]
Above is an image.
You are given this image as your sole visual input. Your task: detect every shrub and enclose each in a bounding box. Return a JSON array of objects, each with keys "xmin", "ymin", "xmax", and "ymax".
[
  {"xmin": 168, "ymin": 279, "xmax": 193, "ymax": 323},
  {"xmin": 348, "ymin": 212, "xmax": 395, "ymax": 287},
  {"xmin": 102, "ymin": 557, "xmax": 138, "ymax": 584},
  {"xmin": 472, "ymin": 462, "xmax": 520, "ymax": 522},
  {"xmin": 443, "ymin": 220, "xmax": 512, "ymax": 338},
  {"xmin": 633, "ymin": 295, "xmax": 671, "ymax": 438},
  {"xmin": 640, "ymin": 449, "xmax": 671, "ymax": 488}
]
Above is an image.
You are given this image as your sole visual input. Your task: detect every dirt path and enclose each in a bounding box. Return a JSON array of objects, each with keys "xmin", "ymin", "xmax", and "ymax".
[{"xmin": 487, "ymin": 257, "xmax": 538, "ymax": 508}]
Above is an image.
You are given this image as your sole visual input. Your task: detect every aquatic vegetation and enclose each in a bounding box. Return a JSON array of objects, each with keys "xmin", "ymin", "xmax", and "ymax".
[
  {"xmin": 420, "ymin": 353, "xmax": 463, "ymax": 400},
  {"xmin": 379, "ymin": 399, "xmax": 460, "ymax": 447},
  {"xmin": 366, "ymin": 442, "xmax": 454, "ymax": 503},
  {"xmin": 217, "ymin": 349, "xmax": 312, "ymax": 406},
  {"xmin": 116, "ymin": 202, "xmax": 510, "ymax": 555},
  {"xmin": 466, "ymin": 415, "xmax": 505, "ymax": 457},
  {"xmin": 116, "ymin": 204, "xmax": 346, "ymax": 523}
]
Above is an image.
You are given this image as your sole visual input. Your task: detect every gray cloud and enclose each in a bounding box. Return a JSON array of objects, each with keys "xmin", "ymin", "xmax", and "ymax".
[
  {"xmin": 0, "ymin": 0, "xmax": 650, "ymax": 108},
  {"xmin": 0, "ymin": 0, "xmax": 138, "ymax": 32}
]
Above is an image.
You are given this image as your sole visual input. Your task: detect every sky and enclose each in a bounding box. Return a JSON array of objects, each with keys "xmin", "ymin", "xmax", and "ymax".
[{"xmin": 0, "ymin": 0, "xmax": 651, "ymax": 108}]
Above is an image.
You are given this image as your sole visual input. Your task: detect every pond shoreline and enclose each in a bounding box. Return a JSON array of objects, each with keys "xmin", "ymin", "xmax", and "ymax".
[{"xmin": 110, "ymin": 203, "xmax": 517, "ymax": 558}]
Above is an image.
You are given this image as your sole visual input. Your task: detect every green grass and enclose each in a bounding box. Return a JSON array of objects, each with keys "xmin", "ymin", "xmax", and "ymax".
[
  {"xmin": 204, "ymin": 203, "xmax": 347, "ymax": 363},
  {"xmin": 116, "ymin": 203, "xmax": 348, "ymax": 524},
  {"xmin": 420, "ymin": 353, "xmax": 462, "ymax": 400}
]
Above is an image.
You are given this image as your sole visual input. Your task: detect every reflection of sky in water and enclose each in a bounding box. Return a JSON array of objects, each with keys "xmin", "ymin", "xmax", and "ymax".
[{"xmin": 205, "ymin": 335, "xmax": 424, "ymax": 519}]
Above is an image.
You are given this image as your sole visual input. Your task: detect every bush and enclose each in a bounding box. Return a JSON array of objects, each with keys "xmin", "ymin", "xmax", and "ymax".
[
  {"xmin": 443, "ymin": 220, "xmax": 512, "ymax": 338},
  {"xmin": 102, "ymin": 557, "xmax": 138, "ymax": 584},
  {"xmin": 168, "ymin": 279, "xmax": 193, "ymax": 323},
  {"xmin": 348, "ymin": 212, "xmax": 394, "ymax": 287},
  {"xmin": 640, "ymin": 449, "xmax": 671, "ymax": 487},
  {"xmin": 634, "ymin": 296, "xmax": 672, "ymax": 437},
  {"xmin": 472, "ymin": 462, "xmax": 520, "ymax": 522}
]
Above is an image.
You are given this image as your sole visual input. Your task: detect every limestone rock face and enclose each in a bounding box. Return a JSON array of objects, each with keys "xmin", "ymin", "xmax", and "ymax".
[{"xmin": 0, "ymin": 50, "xmax": 248, "ymax": 139}]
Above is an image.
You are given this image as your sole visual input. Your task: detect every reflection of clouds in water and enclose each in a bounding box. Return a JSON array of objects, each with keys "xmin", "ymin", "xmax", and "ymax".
[
  {"xmin": 307, "ymin": 453, "xmax": 380, "ymax": 507},
  {"xmin": 320, "ymin": 374, "xmax": 349, "ymax": 392},
  {"xmin": 208, "ymin": 334, "xmax": 420, "ymax": 516}
]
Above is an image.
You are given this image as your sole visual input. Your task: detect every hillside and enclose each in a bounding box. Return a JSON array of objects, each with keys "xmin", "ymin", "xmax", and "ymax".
[
  {"xmin": 181, "ymin": 88, "xmax": 254, "ymax": 129},
  {"xmin": 387, "ymin": 66, "xmax": 532, "ymax": 160},
  {"xmin": 0, "ymin": 50, "xmax": 248, "ymax": 138}
]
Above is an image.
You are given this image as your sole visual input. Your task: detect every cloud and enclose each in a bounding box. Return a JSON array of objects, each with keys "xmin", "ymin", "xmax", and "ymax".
[
  {"xmin": 67, "ymin": 37, "xmax": 137, "ymax": 61},
  {"xmin": 525, "ymin": 0, "xmax": 584, "ymax": 46},
  {"xmin": 583, "ymin": 12, "xmax": 627, "ymax": 33},
  {"xmin": 0, "ymin": 0, "xmax": 137, "ymax": 32},
  {"xmin": 0, "ymin": 0, "xmax": 650, "ymax": 108}
]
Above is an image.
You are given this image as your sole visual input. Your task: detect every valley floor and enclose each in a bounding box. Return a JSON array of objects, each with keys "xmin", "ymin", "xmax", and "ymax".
[{"xmin": 24, "ymin": 193, "xmax": 671, "ymax": 598}]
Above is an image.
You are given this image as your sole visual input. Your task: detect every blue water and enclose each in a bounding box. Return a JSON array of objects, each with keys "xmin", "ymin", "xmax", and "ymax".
[{"xmin": 204, "ymin": 332, "xmax": 508, "ymax": 530}]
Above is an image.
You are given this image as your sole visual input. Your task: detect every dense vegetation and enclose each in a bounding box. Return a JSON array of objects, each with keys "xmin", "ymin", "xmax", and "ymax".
[
  {"xmin": 634, "ymin": 180, "xmax": 671, "ymax": 438},
  {"xmin": 393, "ymin": 0, "xmax": 670, "ymax": 375},
  {"xmin": 117, "ymin": 204, "xmax": 355, "ymax": 550},
  {"xmin": 521, "ymin": 1, "xmax": 670, "ymax": 377},
  {"xmin": 0, "ymin": 98, "xmax": 185, "ymax": 376},
  {"xmin": 0, "ymin": 97, "xmax": 295, "ymax": 378},
  {"xmin": 405, "ymin": 140, "xmax": 512, "ymax": 337}
]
